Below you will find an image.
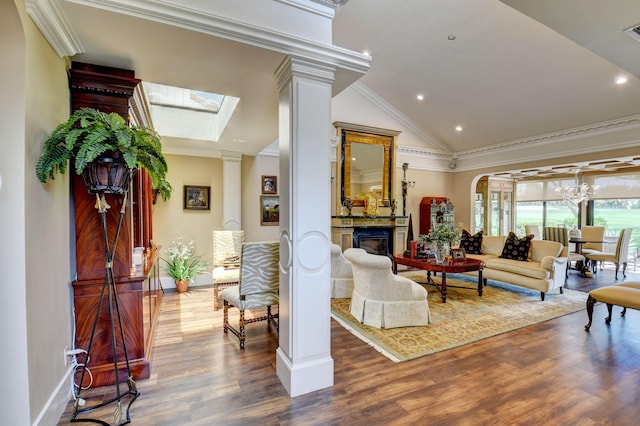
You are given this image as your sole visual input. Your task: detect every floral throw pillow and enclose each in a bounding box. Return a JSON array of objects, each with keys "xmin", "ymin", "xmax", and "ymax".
[
  {"xmin": 499, "ymin": 232, "xmax": 533, "ymax": 261},
  {"xmin": 460, "ymin": 229, "xmax": 483, "ymax": 254}
]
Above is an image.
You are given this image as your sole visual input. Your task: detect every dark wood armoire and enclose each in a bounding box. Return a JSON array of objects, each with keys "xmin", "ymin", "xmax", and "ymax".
[{"xmin": 70, "ymin": 62, "xmax": 162, "ymax": 387}]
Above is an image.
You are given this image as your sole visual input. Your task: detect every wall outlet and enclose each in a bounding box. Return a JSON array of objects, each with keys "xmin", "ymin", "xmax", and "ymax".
[{"xmin": 64, "ymin": 345, "xmax": 70, "ymax": 366}]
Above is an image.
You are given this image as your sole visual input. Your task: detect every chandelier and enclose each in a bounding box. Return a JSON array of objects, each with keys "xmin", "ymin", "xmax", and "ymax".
[{"xmin": 554, "ymin": 170, "xmax": 599, "ymax": 205}]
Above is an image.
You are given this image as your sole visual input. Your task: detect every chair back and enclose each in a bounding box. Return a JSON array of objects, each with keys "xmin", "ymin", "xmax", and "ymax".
[
  {"xmin": 331, "ymin": 244, "xmax": 353, "ymax": 279},
  {"xmin": 344, "ymin": 248, "xmax": 393, "ymax": 298},
  {"xmin": 213, "ymin": 230, "xmax": 245, "ymax": 267},
  {"xmin": 581, "ymin": 226, "xmax": 604, "ymax": 251},
  {"xmin": 238, "ymin": 241, "xmax": 279, "ymax": 297},
  {"xmin": 525, "ymin": 224, "xmax": 541, "ymax": 240},
  {"xmin": 614, "ymin": 228, "xmax": 633, "ymax": 262},
  {"xmin": 543, "ymin": 226, "xmax": 568, "ymax": 256}
]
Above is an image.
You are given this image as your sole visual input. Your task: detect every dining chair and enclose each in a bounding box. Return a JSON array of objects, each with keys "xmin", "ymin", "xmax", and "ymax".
[
  {"xmin": 525, "ymin": 224, "xmax": 541, "ymax": 240},
  {"xmin": 580, "ymin": 226, "xmax": 605, "ymax": 256},
  {"xmin": 219, "ymin": 241, "xmax": 279, "ymax": 349},
  {"xmin": 586, "ymin": 228, "xmax": 633, "ymax": 279},
  {"xmin": 212, "ymin": 230, "xmax": 245, "ymax": 310},
  {"xmin": 543, "ymin": 226, "xmax": 584, "ymax": 277}
]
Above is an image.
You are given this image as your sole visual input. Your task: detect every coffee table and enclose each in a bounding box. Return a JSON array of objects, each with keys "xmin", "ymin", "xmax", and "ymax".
[{"xmin": 393, "ymin": 255, "xmax": 484, "ymax": 303}]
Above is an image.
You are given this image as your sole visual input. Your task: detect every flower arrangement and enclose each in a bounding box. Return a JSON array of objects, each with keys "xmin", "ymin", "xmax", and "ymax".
[
  {"xmin": 162, "ymin": 233, "xmax": 208, "ymax": 282},
  {"xmin": 419, "ymin": 224, "xmax": 461, "ymax": 246}
]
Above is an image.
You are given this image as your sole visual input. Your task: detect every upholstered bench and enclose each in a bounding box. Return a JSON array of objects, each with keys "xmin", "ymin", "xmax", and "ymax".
[{"xmin": 585, "ymin": 282, "xmax": 640, "ymax": 331}]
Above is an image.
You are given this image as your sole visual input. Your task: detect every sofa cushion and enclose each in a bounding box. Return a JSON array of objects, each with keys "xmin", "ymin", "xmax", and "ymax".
[
  {"xmin": 482, "ymin": 235, "xmax": 507, "ymax": 256},
  {"xmin": 460, "ymin": 229, "xmax": 483, "ymax": 254},
  {"xmin": 499, "ymin": 232, "xmax": 532, "ymax": 261},
  {"xmin": 484, "ymin": 257, "xmax": 550, "ymax": 280},
  {"xmin": 530, "ymin": 240, "xmax": 563, "ymax": 262}
]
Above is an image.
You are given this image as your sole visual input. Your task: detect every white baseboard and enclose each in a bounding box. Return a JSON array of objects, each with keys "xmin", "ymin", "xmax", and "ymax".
[{"xmin": 33, "ymin": 366, "xmax": 73, "ymax": 426}]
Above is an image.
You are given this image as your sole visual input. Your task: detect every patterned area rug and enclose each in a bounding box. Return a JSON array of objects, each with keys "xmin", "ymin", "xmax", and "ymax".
[{"xmin": 331, "ymin": 278, "xmax": 588, "ymax": 362}]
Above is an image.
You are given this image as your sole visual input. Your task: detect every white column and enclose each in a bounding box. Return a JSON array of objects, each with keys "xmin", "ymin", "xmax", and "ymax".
[
  {"xmin": 275, "ymin": 56, "xmax": 335, "ymax": 397},
  {"xmin": 221, "ymin": 150, "xmax": 242, "ymax": 230}
]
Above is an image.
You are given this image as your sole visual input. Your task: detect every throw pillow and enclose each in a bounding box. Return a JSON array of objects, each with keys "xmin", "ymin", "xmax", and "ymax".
[
  {"xmin": 460, "ymin": 229, "xmax": 483, "ymax": 254},
  {"xmin": 499, "ymin": 232, "xmax": 533, "ymax": 262}
]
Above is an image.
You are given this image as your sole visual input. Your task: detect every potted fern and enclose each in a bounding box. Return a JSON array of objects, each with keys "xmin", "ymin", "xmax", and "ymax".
[{"xmin": 36, "ymin": 107, "xmax": 172, "ymax": 199}]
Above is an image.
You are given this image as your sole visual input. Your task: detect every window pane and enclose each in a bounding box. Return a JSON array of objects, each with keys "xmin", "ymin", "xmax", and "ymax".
[
  {"xmin": 546, "ymin": 201, "xmax": 577, "ymax": 228},
  {"xmin": 516, "ymin": 201, "xmax": 542, "ymax": 236}
]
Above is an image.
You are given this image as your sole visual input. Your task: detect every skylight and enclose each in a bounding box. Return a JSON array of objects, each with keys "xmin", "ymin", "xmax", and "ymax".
[{"xmin": 143, "ymin": 82, "xmax": 239, "ymax": 142}]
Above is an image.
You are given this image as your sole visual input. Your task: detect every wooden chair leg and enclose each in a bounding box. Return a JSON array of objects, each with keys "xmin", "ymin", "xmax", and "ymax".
[
  {"xmin": 239, "ymin": 309, "xmax": 246, "ymax": 350},
  {"xmin": 223, "ymin": 300, "xmax": 229, "ymax": 333},
  {"xmin": 585, "ymin": 295, "xmax": 596, "ymax": 331}
]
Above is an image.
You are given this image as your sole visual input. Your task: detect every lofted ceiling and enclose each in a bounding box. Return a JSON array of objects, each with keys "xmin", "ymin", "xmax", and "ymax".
[{"xmin": 26, "ymin": 0, "xmax": 640, "ymax": 179}]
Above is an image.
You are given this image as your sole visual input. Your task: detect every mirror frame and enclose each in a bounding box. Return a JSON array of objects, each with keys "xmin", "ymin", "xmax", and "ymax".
[{"xmin": 334, "ymin": 122, "xmax": 400, "ymax": 209}]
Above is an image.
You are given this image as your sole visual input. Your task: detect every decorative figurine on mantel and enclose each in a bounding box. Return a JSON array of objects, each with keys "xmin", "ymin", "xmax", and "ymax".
[
  {"xmin": 343, "ymin": 198, "xmax": 353, "ymax": 216},
  {"xmin": 390, "ymin": 199, "xmax": 397, "ymax": 216}
]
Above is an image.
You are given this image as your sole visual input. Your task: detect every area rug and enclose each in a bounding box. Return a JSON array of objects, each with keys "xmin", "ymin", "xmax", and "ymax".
[{"xmin": 331, "ymin": 278, "xmax": 588, "ymax": 362}]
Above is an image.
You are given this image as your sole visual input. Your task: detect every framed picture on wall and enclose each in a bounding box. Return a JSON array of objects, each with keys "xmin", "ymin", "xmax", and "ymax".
[
  {"xmin": 184, "ymin": 185, "xmax": 210, "ymax": 210},
  {"xmin": 261, "ymin": 175, "xmax": 277, "ymax": 194},
  {"xmin": 260, "ymin": 195, "xmax": 279, "ymax": 226}
]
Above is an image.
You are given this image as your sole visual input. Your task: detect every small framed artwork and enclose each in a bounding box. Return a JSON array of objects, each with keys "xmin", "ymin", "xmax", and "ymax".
[
  {"xmin": 262, "ymin": 175, "xmax": 277, "ymax": 194},
  {"xmin": 184, "ymin": 185, "xmax": 210, "ymax": 210},
  {"xmin": 451, "ymin": 248, "xmax": 466, "ymax": 260},
  {"xmin": 260, "ymin": 195, "xmax": 279, "ymax": 226}
]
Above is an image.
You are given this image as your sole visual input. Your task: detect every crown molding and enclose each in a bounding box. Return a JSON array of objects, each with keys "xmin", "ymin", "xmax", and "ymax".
[
  {"xmin": 61, "ymin": 0, "xmax": 369, "ymax": 75},
  {"xmin": 277, "ymin": 0, "xmax": 338, "ymax": 19},
  {"xmin": 458, "ymin": 114, "xmax": 640, "ymax": 159},
  {"xmin": 25, "ymin": 0, "xmax": 84, "ymax": 57}
]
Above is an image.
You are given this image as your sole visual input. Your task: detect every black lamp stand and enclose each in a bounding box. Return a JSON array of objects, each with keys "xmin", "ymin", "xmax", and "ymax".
[{"xmin": 71, "ymin": 164, "xmax": 139, "ymax": 426}]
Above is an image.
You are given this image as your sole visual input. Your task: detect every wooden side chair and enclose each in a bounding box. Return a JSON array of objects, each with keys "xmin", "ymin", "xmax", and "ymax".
[
  {"xmin": 219, "ymin": 241, "xmax": 279, "ymax": 349},
  {"xmin": 586, "ymin": 228, "xmax": 633, "ymax": 279},
  {"xmin": 212, "ymin": 230, "xmax": 245, "ymax": 310}
]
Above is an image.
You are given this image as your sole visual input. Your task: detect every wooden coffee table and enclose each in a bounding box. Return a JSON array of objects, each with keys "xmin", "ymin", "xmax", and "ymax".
[{"xmin": 393, "ymin": 255, "xmax": 484, "ymax": 303}]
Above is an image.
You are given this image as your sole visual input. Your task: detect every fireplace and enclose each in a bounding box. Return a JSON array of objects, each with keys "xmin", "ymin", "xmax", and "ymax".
[{"xmin": 353, "ymin": 227, "xmax": 393, "ymax": 258}]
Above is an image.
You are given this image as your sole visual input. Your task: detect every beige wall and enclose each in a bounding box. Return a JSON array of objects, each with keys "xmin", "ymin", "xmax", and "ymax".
[
  {"xmin": 3, "ymin": 1, "xmax": 73, "ymax": 424},
  {"xmin": 152, "ymin": 154, "xmax": 222, "ymax": 286},
  {"xmin": 241, "ymin": 154, "xmax": 280, "ymax": 242}
]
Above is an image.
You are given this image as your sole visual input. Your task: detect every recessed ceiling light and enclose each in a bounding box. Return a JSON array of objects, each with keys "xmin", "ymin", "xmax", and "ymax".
[
  {"xmin": 455, "ymin": 125, "xmax": 463, "ymax": 132},
  {"xmin": 416, "ymin": 94, "xmax": 424, "ymax": 101},
  {"xmin": 448, "ymin": 34, "xmax": 456, "ymax": 41},
  {"xmin": 352, "ymin": 157, "xmax": 356, "ymax": 161},
  {"xmin": 616, "ymin": 75, "xmax": 628, "ymax": 85}
]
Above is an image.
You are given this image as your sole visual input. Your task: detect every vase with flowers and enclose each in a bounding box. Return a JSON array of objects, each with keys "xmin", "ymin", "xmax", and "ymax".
[
  {"xmin": 419, "ymin": 224, "xmax": 461, "ymax": 263},
  {"xmin": 162, "ymin": 233, "xmax": 208, "ymax": 293}
]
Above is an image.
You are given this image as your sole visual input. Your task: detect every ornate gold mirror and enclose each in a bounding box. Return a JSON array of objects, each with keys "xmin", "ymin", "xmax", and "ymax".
[{"xmin": 334, "ymin": 122, "xmax": 400, "ymax": 209}]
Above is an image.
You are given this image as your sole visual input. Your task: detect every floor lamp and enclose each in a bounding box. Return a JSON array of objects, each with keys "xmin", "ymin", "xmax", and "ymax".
[{"xmin": 71, "ymin": 158, "xmax": 139, "ymax": 426}]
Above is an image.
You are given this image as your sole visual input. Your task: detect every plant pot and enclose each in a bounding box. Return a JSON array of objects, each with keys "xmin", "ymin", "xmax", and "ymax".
[
  {"xmin": 81, "ymin": 152, "xmax": 134, "ymax": 194},
  {"xmin": 175, "ymin": 279, "xmax": 190, "ymax": 293}
]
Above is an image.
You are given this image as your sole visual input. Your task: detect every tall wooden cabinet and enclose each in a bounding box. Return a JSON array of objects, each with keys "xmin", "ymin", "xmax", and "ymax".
[
  {"xmin": 419, "ymin": 197, "xmax": 454, "ymax": 235},
  {"xmin": 70, "ymin": 62, "xmax": 161, "ymax": 387},
  {"xmin": 476, "ymin": 177, "xmax": 514, "ymax": 236}
]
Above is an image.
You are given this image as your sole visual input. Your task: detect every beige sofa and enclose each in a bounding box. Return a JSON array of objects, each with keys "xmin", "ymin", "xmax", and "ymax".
[{"xmin": 464, "ymin": 236, "xmax": 568, "ymax": 301}]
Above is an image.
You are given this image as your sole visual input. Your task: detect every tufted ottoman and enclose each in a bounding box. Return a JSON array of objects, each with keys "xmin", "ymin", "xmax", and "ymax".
[{"xmin": 585, "ymin": 282, "xmax": 640, "ymax": 331}]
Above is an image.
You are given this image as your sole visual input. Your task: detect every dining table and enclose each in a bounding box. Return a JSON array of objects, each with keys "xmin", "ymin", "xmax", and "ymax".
[{"xmin": 569, "ymin": 238, "xmax": 604, "ymax": 277}]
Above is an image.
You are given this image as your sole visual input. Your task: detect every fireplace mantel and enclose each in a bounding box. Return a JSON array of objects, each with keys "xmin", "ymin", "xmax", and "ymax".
[{"xmin": 331, "ymin": 215, "xmax": 409, "ymax": 256}]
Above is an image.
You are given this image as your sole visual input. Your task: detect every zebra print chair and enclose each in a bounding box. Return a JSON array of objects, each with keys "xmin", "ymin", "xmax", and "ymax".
[
  {"xmin": 219, "ymin": 241, "xmax": 279, "ymax": 349},
  {"xmin": 212, "ymin": 230, "xmax": 245, "ymax": 310}
]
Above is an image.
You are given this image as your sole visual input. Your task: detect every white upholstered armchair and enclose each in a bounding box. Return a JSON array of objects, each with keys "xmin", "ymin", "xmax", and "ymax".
[
  {"xmin": 212, "ymin": 230, "xmax": 245, "ymax": 310},
  {"xmin": 331, "ymin": 244, "xmax": 354, "ymax": 298},
  {"xmin": 344, "ymin": 248, "xmax": 430, "ymax": 329}
]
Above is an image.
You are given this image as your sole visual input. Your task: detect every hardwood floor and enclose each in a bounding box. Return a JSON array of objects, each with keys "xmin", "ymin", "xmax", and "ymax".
[{"xmin": 59, "ymin": 268, "xmax": 640, "ymax": 425}]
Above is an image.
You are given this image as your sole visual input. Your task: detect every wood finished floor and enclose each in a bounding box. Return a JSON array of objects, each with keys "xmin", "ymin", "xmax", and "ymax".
[{"xmin": 59, "ymin": 267, "xmax": 640, "ymax": 425}]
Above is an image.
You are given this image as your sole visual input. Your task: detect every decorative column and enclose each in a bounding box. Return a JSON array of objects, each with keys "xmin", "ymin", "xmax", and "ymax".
[
  {"xmin": 274, "ymin": 56, "xmax": 335, "ymax": 396},
  {"xmin": 221, "ymin": 150, "xmax": 242, "ymax": 230}
]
